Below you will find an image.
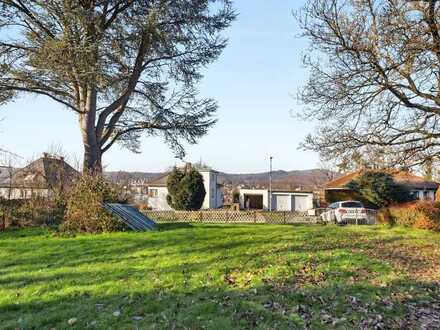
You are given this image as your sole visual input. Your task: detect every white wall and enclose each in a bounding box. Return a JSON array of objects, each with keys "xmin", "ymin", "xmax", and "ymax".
[
  {"xmin": 0, "ymin": 187, "xmax": 50, "ymax": 200},
  {"xmin": 201, "ymin": 171, "xmax": 212, "ymax": 209},
  {"xmin": 200, "ymin": 171, "xmax": 223, "ymax": 209},
  {"xmin": 216, "ymin": 185, "xmax": 224, "ymax": 208},
  {"xmin": 148, "ymin": 187, "xmax": 173, "ymax": 211},
  {"xmin": 413, "ymin": 189, "xmax": 436, "ymax": 201}
]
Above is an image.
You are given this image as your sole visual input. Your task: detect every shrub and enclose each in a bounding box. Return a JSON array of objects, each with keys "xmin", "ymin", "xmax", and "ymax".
[
  {"xmin": 376, "ymin": 208, "xmax": 394, "ymax": 225},
  {"xmin": 232, "ymin": 189, "xmax": 240, "ymax": 204},
  {"xmin": 347, "ymin": 171, "xmax": 413, "ymax": 208},
  {"xmin": 63, "ymin": 174, "xmax": 126, "ymax": 233},
  {"xmin": 386, "ymin": 201, "xmax": 440, "ymax": 231},
  {"xmin": 388, "ymin": 203, "xmax": 419, "ymax": 227},
  {"xmin": 0, "ymin": 197, "xmax": 64, "ymax": 229},
  {"xmin": 17, "ymin": 197, "xmax": 61, "ymax": 226},
  {"xmin": 136, "ymin": 202, "xmax": 150, "ymax": 212},
  {"xmin": 0, "ymin": 199, "xmax": 21, "ymax": 229},
  {"xmin": 413, "ymin": 202, "xmax": 440, "ymax": 231},
  {"xmin": 166, "ymin": 165, "xmax": 206, "ymax": 211}
]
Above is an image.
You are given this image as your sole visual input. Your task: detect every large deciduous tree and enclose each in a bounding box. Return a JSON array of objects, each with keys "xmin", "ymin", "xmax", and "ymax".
[
  {"xmin": 298, "ymin": 0, "xmax": 440, "ymax": 168},
  {"xmin": 0, "ymin": 0, "xmax": 235, "ymax": 173}
]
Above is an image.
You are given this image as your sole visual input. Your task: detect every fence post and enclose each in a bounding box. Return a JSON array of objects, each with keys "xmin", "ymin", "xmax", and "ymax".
[
  {"xmin": 254, "ymin": 211, "xmax": 257, "ymax": 224},
  {"xmin": 1, "ymin": 212, "xmax": 4, "ymax": 231},
  {"xmin": 199, "ymin": 211, "xmax": 203, "ymax": 223},
  {"xmin": 283, "ymin": 212, "xmax": 286, "ymax": 224}
]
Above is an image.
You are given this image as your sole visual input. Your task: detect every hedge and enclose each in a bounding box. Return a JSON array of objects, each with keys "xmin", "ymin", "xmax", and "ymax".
[{"xmin": 378, "ymin": 201, "xmax": 440, "ymax": 231}]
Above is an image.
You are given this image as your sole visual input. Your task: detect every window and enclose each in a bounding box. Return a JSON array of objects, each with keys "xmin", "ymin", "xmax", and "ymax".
[
  {"xmin": 423, "ymin": 191, "xmax": 431, "ymax": 200},
  {"xmin": 409, "ymin": 191, "xmax": 418, "ymax": 200},
  {"xmin": 149, "ymin": 189, "xmax": 158, "ymax": 198},
  {"xmin": 341, "ymin": 201, "xmax": 364, "ymax": 208}
]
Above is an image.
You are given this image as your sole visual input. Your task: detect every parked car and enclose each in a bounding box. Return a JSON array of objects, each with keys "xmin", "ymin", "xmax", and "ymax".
[{"xmin": 321, "ymin": 201, "xmax": 368, "ymax": 224}]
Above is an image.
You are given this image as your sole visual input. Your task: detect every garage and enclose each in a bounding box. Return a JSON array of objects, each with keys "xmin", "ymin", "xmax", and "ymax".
[
  {"xmin": 244, "ymin": 194, "xmax": 264, "ymax": 209},
  {"xmin": 274, "ymin": 194, "xmax": 291, "ymax": 211},
  {"xmin": 239, "ymin": 188, "xmax": 314, "ymax": 211},
  {"xmin": 293, "ymin": 195, "xmax": 311, "ymax": 212}
]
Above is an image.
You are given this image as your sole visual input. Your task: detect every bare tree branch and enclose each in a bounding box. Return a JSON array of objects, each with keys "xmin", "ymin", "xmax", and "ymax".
[{"xmin": 298, "ymin": 0, "xmax": 440, "ymax": 168}]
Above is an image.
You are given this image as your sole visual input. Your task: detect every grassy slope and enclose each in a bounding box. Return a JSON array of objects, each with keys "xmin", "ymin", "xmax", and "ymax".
[{"xmin": 0, "ymin": 224, "xmax": 439, "ymax": 329}]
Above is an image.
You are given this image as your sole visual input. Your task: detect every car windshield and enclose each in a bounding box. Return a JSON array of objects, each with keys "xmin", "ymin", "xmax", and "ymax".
[{"xmin": 341, "ymin": 202, "xmax": 363, "ymax": 208}]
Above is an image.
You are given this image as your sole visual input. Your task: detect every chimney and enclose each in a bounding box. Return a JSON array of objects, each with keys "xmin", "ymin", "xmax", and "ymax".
[
  {"xmin": 43, "ymin": 152, "xmax": 49, "ymax": 158},
  {"xmin": 184, "ymin": 162, "xmax": 192, "ymax": 173}
]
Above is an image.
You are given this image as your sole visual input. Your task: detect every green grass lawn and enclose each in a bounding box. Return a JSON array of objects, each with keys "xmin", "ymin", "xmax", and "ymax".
[{"xmin": 1, "ymin": 224, "xmax": 440, "ymax": 329}]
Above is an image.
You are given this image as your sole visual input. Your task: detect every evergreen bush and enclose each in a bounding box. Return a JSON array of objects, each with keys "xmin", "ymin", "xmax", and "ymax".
[
  {"xmin": 166, "ymin": 166, "xmax": 206, "ymax": 210},
  {"xmin": 347, "ymin": 172, "xmax": 413, "ymax": 208}
]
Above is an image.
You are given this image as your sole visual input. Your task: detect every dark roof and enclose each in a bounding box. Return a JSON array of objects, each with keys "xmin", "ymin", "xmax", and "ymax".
[
  {"xmin": 240, "ymin": 187, "xmax": 313, "ymax": 194},
  {"xmin": 147, "ymin": 168, "xmax": 219, "ymax": 188},
  {"xmin": 272, "ymin": 190, "xmax": 313, "ymax": 194},
  {"xmin": 147, "ymin": 173, "xmax": 170, "ymax": 187},
  {"xmin": 0, "ymin": 155, "xmax": 79, "ymax": 189},
  {"xmin": 0, "ymin": 166, "xmax": 14, "ymax": 181},
  {"xmin": 325, "ymin": 169, "xmax": 439, "ymax": 191}
]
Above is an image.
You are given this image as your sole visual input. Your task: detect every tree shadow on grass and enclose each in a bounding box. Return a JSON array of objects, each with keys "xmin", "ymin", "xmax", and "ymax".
[
  {"xmin": 156, "ymin": 223, "xmax": 194, "ymax": 231},
  {"xmin": 0, "ymin": 226, "xmax": 413, "ymax": 280},
  {"xmin": 0, "ymin": 227, "xmax": 52, "ymax": 239},
  {"xmin": 1, "ymin": 225, "xmax": 440, "ymax": 329},
  {"xmin": 1, "ymin": 275, "xmax": 439, "ymax": 330}
]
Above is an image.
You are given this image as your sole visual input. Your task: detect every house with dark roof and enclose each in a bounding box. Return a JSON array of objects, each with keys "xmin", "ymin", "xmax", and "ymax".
[
  {"xmin": 324, "ymin": 170, "xmax": 439, "ymax": 204},
  {"xmin": 147, "ymin": 166, "xmax": 224, "ymax": 210},
  {"xmin": 0, "ymin": 153, "xmax": 79, "ymax": 200}
]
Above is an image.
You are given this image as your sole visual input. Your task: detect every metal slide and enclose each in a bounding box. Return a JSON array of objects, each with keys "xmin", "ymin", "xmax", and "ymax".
[{"xmin": 104, "ymin": 203, "xmax": 157, "ymax": 231}]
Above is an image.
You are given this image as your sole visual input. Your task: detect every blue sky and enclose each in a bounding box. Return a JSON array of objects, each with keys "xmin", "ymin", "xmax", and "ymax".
[{"xmin": 0, "ymin": 0, "xmax": 320, "ymax": 173}]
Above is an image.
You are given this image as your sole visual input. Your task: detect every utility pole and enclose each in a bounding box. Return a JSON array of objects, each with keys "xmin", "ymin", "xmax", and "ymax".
[{"xmin": 269, "ymin": 156, "xmax": 273, "ymax": 212}]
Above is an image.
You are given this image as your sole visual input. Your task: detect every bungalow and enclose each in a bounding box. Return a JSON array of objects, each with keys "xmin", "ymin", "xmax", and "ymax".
[
  {"xmin": 238, "ymin": 188, "xmax": 314, "ymax": 212},
  {"xmin": 0, "ymin": 153, "xmax": 79, "ymax": 200},
  {"xmin": 147, "ymin": 167, "xmax": 224, "ymax": 211},
  {"xmin": 324, "ymin": 170, "xmax": 439, "ymax": 203}
]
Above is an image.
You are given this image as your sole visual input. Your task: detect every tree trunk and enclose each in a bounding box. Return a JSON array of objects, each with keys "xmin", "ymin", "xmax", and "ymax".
[{"xmin": 79, "ymin": 88, "xmax": 102, "ymax": 174}]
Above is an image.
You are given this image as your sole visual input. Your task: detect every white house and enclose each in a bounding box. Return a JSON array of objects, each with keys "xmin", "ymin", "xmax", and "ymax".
[
  {"xmin": 239, "ymin": 188, "xmax": 314, "ymax": 212},
  {"xmin": 147, "ymin": 168, "xmax": 224, "ymax": 211}
]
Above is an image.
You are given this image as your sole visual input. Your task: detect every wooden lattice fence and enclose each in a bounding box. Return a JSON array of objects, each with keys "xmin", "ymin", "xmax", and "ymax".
[{"xmin": 142, "ymin": 210, "xmax": 320, "ymax": 225}]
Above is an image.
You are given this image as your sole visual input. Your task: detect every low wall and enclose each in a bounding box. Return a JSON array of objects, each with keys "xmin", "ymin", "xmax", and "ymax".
[{"xmin": 143, "ymin": 210, "xmax": 319, "ymax": 225}]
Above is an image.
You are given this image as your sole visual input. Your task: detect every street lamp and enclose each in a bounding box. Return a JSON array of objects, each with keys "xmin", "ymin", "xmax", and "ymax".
[{"xmin": 269, "ymin": 156, "xmax": 273, "ymax": 212}]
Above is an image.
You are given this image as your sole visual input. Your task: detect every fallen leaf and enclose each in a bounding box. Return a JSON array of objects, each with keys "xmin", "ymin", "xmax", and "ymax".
[{"xmin": 67, "ymin": 318, "xmax": 77, "ymax": 326}]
